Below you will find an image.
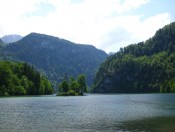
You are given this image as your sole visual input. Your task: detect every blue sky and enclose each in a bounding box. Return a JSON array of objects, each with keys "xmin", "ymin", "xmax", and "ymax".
[
  {"xmin": 26, "ymin": 2, "xmax": 56, "ymax": 17},
  {"xmin": 133, "ymin": 0, "xmax": 175, "ymax": 20},
  {"xmin": 0, "ymin": 0, "xmax": 174, "ymax": 53}
]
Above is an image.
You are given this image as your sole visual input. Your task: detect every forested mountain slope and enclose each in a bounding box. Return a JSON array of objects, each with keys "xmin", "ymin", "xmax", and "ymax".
[
  {"xmin": 0, "ymin": 61, "xmax": 53, "ymax": 96},
  {"xmin": 93, "ymin": 22, "xmax": 175, "ymax": 93},
  {"xmin": 0, "ymin": 39, "xmax": 5, "ymax": 59},
  {"xmin": 2, "ymin": 33, "xmax": 107, "ymax": 87}
]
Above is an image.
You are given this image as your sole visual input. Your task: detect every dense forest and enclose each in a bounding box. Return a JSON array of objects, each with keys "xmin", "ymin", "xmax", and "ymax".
[
  {"xmin": 92, "ymin": 22, "xmax": 175, "ymax": 93},
  {"xmin": 0, "ymin": 61, "xmax": 53, "ymax": 96},
  {"xmin": 0, "ymin": 39, "xmax": 4, "ymax": 59},
  {"xmin": 1, "ymin": 33, "xmax": 107, "ymax": 87},
  {"xmin": 57, "ymin": 74, "xmax": 87, "ymax": 96}
]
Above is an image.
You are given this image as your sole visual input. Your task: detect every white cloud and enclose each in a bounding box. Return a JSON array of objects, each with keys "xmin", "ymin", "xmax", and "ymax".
[
  {"xmin": 99, "ymin": 13, "xmax": 171, "ymax": 52},
  {"xmin": 114, "ymin": 0, "xmax": 150, "ymax": 13},
  {"xmin": 136, "ymin": 13, "xmax": 171, "ymax": 40},
  {"xmin": 0, "ymin": 0, "xmax": 172, "ymax": 53}
]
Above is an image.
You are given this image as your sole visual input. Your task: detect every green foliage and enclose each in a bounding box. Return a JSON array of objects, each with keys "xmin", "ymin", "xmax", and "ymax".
[
  {"xmin": 62, "ymin": 80, "xmax": 69, "ymax": 93},
  {"xmin": 93, "ymin": 22, "xmax": 175, "ymax": 93},
  {"xmin": 57, "ymin": 74, "xmax": 87, "ymax": 96},
  {"xmin": 0, "ymin": 61, "xmax": 53, "ymax": 96},
  {"xmin": 77, "ymin": 74, "xmax": 87, "ymax": 95},
  {"xmin": 70, "ymin": 78, "xmax": 80, "ymax": 93}
]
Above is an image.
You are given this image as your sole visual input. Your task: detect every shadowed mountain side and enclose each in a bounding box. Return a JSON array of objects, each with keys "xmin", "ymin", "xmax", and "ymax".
[{"xmin": 2, "ymin": 33, "xmax": 107, "ymax": 87}]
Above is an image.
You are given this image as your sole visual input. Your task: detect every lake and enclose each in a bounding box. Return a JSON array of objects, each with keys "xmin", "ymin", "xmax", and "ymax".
[{"xmin": 0, "ymin": 94, "xmax": 175, "ymax": 132}]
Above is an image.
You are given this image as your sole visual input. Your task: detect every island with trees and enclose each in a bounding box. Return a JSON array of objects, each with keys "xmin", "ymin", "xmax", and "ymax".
[{"xmin": 57, "ymin": 74, "xmax": 87, "ymax": 96}]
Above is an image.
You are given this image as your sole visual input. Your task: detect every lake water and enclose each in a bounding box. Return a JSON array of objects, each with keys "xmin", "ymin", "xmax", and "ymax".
[{"xmin": 0, "ymin": 94, "xmax": 175, "ymax": 132}]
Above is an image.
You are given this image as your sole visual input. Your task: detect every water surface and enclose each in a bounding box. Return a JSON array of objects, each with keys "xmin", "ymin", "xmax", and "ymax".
[{"xmin": 0, "ymin": 94, "xmax": 175, "ymax": 132}]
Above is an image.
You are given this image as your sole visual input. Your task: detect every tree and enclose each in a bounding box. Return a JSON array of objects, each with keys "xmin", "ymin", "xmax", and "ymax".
[
  {"xmin": 58, "ymin": 82, "xmax": 63, "ymax": 93},
  {"xmin": 0, "ymin": 85, "xmax": 6, "ymax": 96},
  {"xmin": 62, "ymin": 80, "xmax": 69, "ymax": 93},
  {"xmin": 14, "ymin": 86, "xmax": 26, "ymax": 95},
  {"xmin": 77, "ymin": 74, "xmax": 87, "ymax": 95},
  {"xmin": 21, "ymin": 76, "xmax": 29, "ymax": 90},
  {"xmin": 39, "ymin": 80, "xmax": 45, "ymax": 95},
  {"xmin": 44, "ymin": 79, "xmax": 53, "ymax": 94},
  {"xmin": 70, "ymin": 80, "xmax": 79, "ymax": 93},
  {"xmin": 70, "ymin": 76, "xmax": 75, "ymax": 82}
]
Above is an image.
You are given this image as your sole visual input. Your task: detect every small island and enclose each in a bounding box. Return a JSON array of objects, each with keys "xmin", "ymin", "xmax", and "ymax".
[{"xmin": 57, "ymin": 74, "xmax": 87, "ymax": 96}]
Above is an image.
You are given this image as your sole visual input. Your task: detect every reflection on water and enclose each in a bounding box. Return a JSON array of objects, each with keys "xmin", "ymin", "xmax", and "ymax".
[{"xmin": 0, "ymin": 94, "xmax": 175, "ymax": 132}]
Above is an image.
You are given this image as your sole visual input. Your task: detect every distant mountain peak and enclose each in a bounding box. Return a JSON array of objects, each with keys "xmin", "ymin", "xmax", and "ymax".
[
  {"xmin": 26, "ymin": 32, "xmax": 52, "ymax": 38},
  {"xmin": 23, "ymin": 32, "xmax": 68, "ymax": 43},
  {"xmin": 1, "ymin": 34, "xmax": 23, "ymax": 43},
  {"xmin": 108, "ymin": 52, "xmax": 116, "ymax": 56},
  {"xmin": 25, "ymin": 32, "xmax": 60, "ymax": 39}
]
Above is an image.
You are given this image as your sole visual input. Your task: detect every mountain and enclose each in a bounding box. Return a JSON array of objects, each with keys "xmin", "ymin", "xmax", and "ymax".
[
  {"xmin": 2, "ymin": 33, "xmax": 107, "ymax": 87},
  {"xmin": 1, "ymin": 34, "xmax": 23, "ymax": 43},
  {"xmin": 92, "ymin": 22, "xmax": 175, "ymax": 93},
  {"xmin": 108, "ymin": 52, "xmax": 116, "ymax": 56}
]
